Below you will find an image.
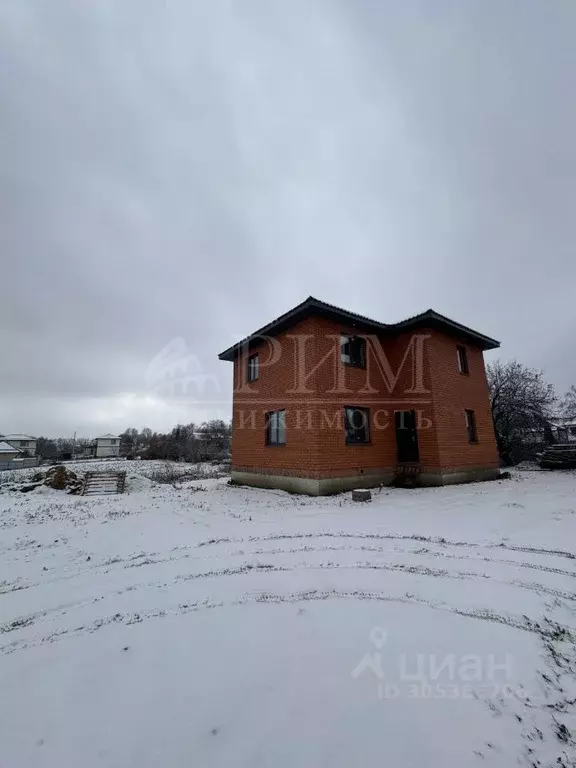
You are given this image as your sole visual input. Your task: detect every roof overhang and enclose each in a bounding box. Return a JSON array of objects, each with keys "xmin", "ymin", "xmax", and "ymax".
[
  {"xmin": 0, "ymin": 441, "xmax": 22, "ymax": 454},
  {"xmin": 218, "ymin": 296, "xmax": 500, "ymax": 362},
  {"xmin": 392, "ymin": 309, "xmax": 500, "ymax": 351}
]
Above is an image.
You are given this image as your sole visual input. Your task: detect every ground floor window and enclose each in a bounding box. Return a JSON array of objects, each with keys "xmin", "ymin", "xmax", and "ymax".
[
  {"xmin": 266, "ymin": 410, "xmax": 286, "ymax": 446},
  {"xmin": 344, "ymin": 406, "xmax": 370, "ymax": 444}
]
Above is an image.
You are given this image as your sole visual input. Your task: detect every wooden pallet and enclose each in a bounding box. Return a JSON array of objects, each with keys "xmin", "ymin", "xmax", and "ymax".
[
  {"xmin": 540, "ymin": 444, "xmax": 576, "ymax": 470},
  {"xmin": 81, "ymin": 471, "xmax": 126, "ymax": 496}
]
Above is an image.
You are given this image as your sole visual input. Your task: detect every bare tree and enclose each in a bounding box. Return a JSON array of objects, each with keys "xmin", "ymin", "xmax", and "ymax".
[
  {"xmin": 137, "ymin": 420, "xmax": 231, "ymax": 462},
  {"xmin": 560, "ymin": 385, "xmax": 576, "ymax": 420},
  {"xmin": 197, "ymin": 420, "xmax": 231, "ymax": 461},
  {"xmin": 487, "ymin": 360, "xmax": 557, "ymax": 465},
  {"xmin": 119, "ymin": 427, "xmax": 139, "ymax": 456},
  {"xmin": 140, "ymin": 427, "xmax": 153, "ymax": 443},
  {"xmin": 36, "ymin": 437, "xmax": 58, "ymax": 458}
]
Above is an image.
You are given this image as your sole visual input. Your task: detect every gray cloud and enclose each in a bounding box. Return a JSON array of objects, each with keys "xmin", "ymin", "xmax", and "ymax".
[{"xmin": 1, "ymin": 0, "xmax": 575, "ymax": 435}]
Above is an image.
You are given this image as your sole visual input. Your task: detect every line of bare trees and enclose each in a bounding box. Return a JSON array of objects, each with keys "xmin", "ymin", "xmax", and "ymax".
[
  {"xmin": 120, "ymin": 420, "xmax": 231, "ymax": 463},
  {"xmin": 487, "ymin": 361, "xmax": 575, "ymax": 465},
  {"xmin": 35, "ymin": 436, "xmax": 91, "ymax": 459},
  {"xmin": 34, "ymin": 420, "xmax": 231, "ymax": 463}
]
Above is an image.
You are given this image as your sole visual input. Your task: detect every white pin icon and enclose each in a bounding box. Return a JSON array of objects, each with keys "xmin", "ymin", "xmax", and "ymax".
[{"xmin": 370, "ymin": 627, "xmax": 388, "ymax": 649}]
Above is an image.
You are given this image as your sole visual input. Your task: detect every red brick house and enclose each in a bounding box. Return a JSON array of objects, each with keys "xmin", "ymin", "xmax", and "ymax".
[{"xmin": 218, "ymin": 296, "xmax": 500, "ymax": 494}]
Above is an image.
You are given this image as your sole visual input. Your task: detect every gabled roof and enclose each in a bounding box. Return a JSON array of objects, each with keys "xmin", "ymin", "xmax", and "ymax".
[
  {"xmin": 1, "ymin": 433, "xmax": 36, "ymax": 440},
  {"xmin": 218, "ymin": 296, "xmax": 500, "ymax": 361},
  {"xmin": 96, "ymin": 433, "xmax": 119, "ymax": 440},
  {"xmin": 0, "ymin": 441, "xmax": 21, "ymax": 454}
]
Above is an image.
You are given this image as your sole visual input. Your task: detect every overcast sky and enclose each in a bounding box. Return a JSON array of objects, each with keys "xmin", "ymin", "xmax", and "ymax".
[{"xmin": 1, "ymin": 0, "xmax": 575, "ymax": 437}]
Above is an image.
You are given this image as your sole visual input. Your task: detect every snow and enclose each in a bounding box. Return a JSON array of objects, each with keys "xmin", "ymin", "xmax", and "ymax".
[
  {"xmin": 0, "ymin": 440, "xmax": 21, "ymax": 453},
  {"xmin": 1, "ymin": 464, "xmax": 576, "ymax": 767}
]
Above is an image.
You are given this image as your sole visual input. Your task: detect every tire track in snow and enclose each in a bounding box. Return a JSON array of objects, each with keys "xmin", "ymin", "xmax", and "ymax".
[
  {"xmin": 2, "ymin": 559, "xmax": 573, "ymax": 646},
  {"xmin": 244, "ymin": 544, "xmax": 576, "ymax": 579},
  {"xmin": 0, "ymin": 550, "xmax": 164, "ymax": 595},
  {"xmin": 4, "ymin": 531, "xmax": 573, "ymax": 598},
  {"xmin": 2, "ymin": 587, "xmax": 572, "ymax": 656},
  {"xmin": 196, "ymin": 532, "xmax": 576, "ymax": 561}
]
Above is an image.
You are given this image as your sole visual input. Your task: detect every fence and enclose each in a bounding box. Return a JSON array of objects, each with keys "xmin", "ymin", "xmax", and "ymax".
[{"xmin": 0, "ymin": 457, "xmax": 41, "ymax": 472}]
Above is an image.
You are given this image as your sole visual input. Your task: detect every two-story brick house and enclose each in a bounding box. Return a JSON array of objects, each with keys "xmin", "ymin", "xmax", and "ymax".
[{"xmin": 219, "ymin": 297, "xmax": 500, "ymax": 495}]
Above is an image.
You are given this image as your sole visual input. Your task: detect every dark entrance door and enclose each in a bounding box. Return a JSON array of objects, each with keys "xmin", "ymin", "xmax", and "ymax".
[{"xmin": 395, "ymin": 410, "xmax": 420, "ymax": 463}]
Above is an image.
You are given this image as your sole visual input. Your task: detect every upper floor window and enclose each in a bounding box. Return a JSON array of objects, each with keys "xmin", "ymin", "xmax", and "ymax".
[
  {"xmin": 266, "ymin": 410, "xmax": 286, "ymax": 446},
  {"xmin": 465, "ymin": 409, "xmax": 478, "ymax": 443},
  {"xmin": 344, "ymin": 406, "xmax": 371, "ymax": 444},
  {"xmin": 457, "ymin": 345, "xmax": 469, "ymax": 375},
  {"xmin": 341, "ymin": 335, "xmax": 366, "ymax": 368},
  {"xmin": 247, "ymin": 353, "xmax": 259, "ymax": 383}
]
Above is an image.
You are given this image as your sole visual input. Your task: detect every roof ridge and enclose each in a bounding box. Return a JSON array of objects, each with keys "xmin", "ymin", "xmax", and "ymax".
[
  {"xmin": 306, "ymin": 296, "xmax": 391, "ymax": 328},
  {"xmin": 218, "ymin": 296, "xmax": 500, "ymax": 360}
]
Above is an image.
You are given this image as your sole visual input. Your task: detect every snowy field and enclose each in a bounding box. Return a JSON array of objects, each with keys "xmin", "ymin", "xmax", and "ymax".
[{"xmin": 1, "ymin": 463, "xmax": 576, "ymax": 767}]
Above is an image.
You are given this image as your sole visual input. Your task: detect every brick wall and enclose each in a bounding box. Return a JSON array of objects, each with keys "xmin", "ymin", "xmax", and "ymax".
[
  {"xmin": 229, "ymin": 315, "xmax": 498, "ymax": 478},
  {"xmin": 231, "ymin": 317, "xmax": 320, "ymax": 476},
  {"xmin": 428, "ymin": 331, "xmax": 499, "ymax": 470},
  {"xmin": 309, "ymin": 318, "xmax": 439, "ymax": 477}
]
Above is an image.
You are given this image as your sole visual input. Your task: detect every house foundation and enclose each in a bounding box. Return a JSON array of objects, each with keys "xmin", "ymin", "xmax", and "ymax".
[{"xmin": 231, "ymin": 466, "xmax": 501, "ymax": 496}]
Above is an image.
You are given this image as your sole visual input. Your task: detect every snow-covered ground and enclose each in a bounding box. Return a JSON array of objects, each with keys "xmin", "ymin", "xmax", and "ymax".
[{"xmin": 1, "ymin": 464, "xmax": 576, "ymax": 767}]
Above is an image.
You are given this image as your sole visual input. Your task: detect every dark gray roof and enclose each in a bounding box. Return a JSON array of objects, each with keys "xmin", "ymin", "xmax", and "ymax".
[{"xmin": 218, "ymin": 296, "xmax": 500, "ymax": 361}]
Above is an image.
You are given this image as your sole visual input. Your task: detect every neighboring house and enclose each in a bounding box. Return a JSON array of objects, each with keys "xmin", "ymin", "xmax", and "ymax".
[
  {"xmin": 93, "ymin": 434, "xmax": 121, "ymax": 458},
  {"xmin": 521, "ymin": 418, "xmax": 576, "ymax": 446},
  {"xmin": 0, "ymin": 440, "xmax": 22, "ymax": 463},
  {"xmin": 1, "ymin": 434, "xmax": 37, "ymax": 457},
  {"xmin": 519, "ymin": 427, "xmax": 547, "ymax": 444},
  {"xmin": 218, "ymin": 296, "xmax": 501, "ymax": 495},
  {"xmin": 548, "ymin": 417, "xmax": 576, "ymax": 444}
]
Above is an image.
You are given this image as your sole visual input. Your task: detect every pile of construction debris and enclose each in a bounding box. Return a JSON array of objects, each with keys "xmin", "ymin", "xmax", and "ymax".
[
  {"xmin": 17, "ymin": 466, "xmax": 84, "ymax": 494},
  {"xmin": 539, "ymin": 444, "xmax": 576, "ymax": 470}
]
